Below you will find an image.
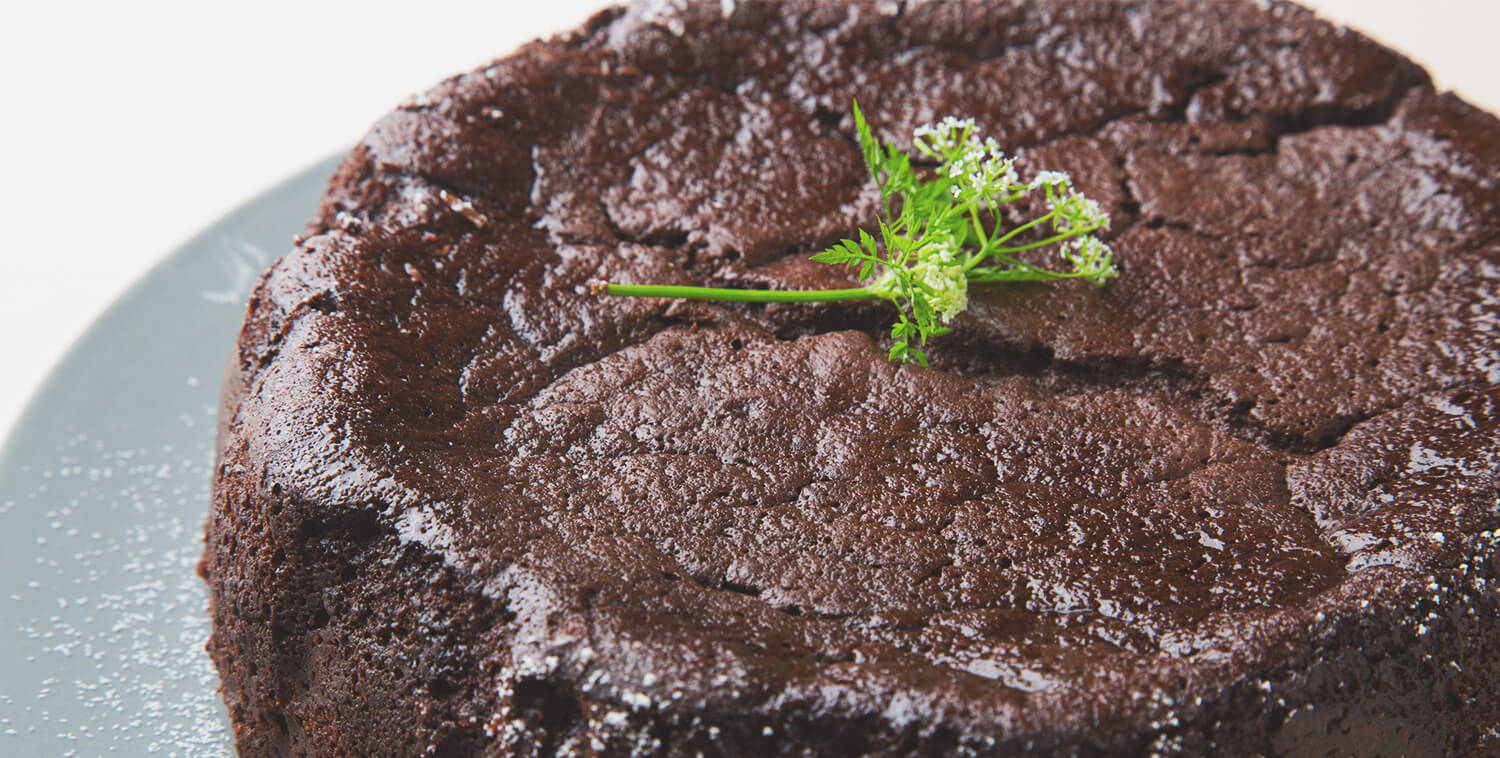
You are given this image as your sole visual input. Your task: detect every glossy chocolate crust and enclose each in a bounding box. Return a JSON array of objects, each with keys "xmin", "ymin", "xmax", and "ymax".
[{"xmin": 202, "ymin": 1, "xmax": 1500, "ymax": 755}]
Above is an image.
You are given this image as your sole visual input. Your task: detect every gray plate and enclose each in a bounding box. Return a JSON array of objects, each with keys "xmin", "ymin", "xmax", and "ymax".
[{"xmin": 0, "ymin": 157, "xmax": 341, "ymax": 756}]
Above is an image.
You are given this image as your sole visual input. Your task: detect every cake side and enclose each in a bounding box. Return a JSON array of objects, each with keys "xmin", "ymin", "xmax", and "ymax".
[{"xmin": 203, "ymin": 1, "xmax": 1500, "ymax": 755}]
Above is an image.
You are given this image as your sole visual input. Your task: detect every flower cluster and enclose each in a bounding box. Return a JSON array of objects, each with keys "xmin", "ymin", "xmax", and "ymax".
[
  {"xmin": 915, "ymin": 118, "xmax": 1024, "ymax": 203},
  {"xmin": 1062, "ymin": 235, "xmax": 1117, "ymax": 281},
  {"xmin": 944, "ymin": 138, "xmax": 1020, "ymax": 203},
  {"xmin": 913, "ymin": 254, "xmax": 969, "ymax": 322},
  {"xmin": 872, "ymin": 233, "xmax": 969, "ymax": 323},
  {"xmin": 1045, "ymin": 186, "xmax": 1111, "ymax": 235},
  {"xmin": 912, "ymin": 116, "xmax": 979, "ymax": 161},
  {"xmin": 812, "ymin": 106, "xmax": 1118, "ymax": 363},
  {"xmin": 1029, "ymin": 170, "xmax": 1071, "ymax": 190},
  {"xmin": 914, "ymin": 117, "xmax": 1114, "ymax": 285}
]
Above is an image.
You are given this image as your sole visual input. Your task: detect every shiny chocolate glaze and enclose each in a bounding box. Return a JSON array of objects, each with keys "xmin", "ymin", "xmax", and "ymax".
[{"xmin": 203, "ymin": 1, "xmax": 1500, "ymax": 755}]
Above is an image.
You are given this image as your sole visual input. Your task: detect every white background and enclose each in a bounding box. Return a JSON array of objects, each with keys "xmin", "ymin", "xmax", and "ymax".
[{"xmin": 0, "ymin": 1, "xmax": 1496, "ymax": 444}]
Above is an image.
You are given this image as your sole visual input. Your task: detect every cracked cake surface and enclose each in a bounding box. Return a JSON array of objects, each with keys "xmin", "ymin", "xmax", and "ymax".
[{"xmin": 202, "ymin": 1, "xmax": 1500, "ymax": 755}]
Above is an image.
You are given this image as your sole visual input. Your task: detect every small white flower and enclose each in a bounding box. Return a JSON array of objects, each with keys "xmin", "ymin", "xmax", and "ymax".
[
  {"xmin": 869, "ymin": 234, "xmax": 969, "ymax": 322},
  {"xmin": 910, "ymin": 235, "xmax": 968, "ymax": 321},
  {"xmin": 943, "ymin": 138, "xmax": 1017, "ymax": 203},
  {"xmin": 1049, "ymin": 190, "xmax": 1110, "ymax": 233},
  {"xmin": 913, "ymin": 116, "xmax": 980, "ymax": 160},
  {"xmin": 916, "ymin": 258, "xmax": 968, "ymax": 322},
  {"xmin": 1029, "ymin": 170, "xmax": 1071, "ymax": 190},
  {"xmin": 932, "ymin": 116, "xmax": 977, "ymax": 141},
  {"xmin": 1063, "ymin": 235, "xmax": 1116, "ymax": 282}
]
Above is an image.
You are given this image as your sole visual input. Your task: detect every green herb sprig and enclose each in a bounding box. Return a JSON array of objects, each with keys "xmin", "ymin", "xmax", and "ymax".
[{"xmin": 591, "ymin": 101, "xmax": 1116, "ymax": 365}]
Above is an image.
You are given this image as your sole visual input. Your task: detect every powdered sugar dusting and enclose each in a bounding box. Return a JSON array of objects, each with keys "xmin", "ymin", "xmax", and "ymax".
[
  {"xmin": 639, "ymin": 0, "xmax": 689, "ymax": 36},
  {"xmin": 1, "ymin": 418, "xmax": 231, "ymax": 754},
  {"xmin": 1408, "ymin": 441, "xmax": 1480, "ymax": 476},
  {"xmin": 395, "ymin": 503, "xmax": 459, "ymax": 553}
]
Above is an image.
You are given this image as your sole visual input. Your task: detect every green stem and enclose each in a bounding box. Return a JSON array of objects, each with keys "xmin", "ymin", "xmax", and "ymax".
[
  {"xmin": 994, "ymin": 230, "xmax": 1082, "ymax": 255},
  {"xmin": 990, "ymin": 210, "xmax": 1057, "ymax": 249},
  {"xmin": 966, "ymin": 205, "xmax": 989, "ymax": 268},
  {"xmin": 593, "ymin": 282, "xmax": 880, "ymax": 303},
  {"xmin": 968, "ymin": 268, "xmax": 1081, "ymax": 282},
  {"xmin": 971, "ymin": 255, "xmax": 1067, "ymax": 279}
]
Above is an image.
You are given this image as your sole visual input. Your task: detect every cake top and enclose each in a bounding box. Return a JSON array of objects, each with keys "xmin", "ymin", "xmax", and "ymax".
[{"xmin": 228, "ymin": 0, "xmax": 1500, "ymax": 747}]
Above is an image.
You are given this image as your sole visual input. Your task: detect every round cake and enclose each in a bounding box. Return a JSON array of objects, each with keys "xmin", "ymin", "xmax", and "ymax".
[{"xmin": 202, "ymin": 1, "xmax": 1500, "ymax": 755}]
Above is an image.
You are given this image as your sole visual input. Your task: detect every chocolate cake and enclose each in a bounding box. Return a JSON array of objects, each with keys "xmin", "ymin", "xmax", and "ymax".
[{"xmin": 201, "ymin": 1, "xmax": 1500, "ymax": 755}]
